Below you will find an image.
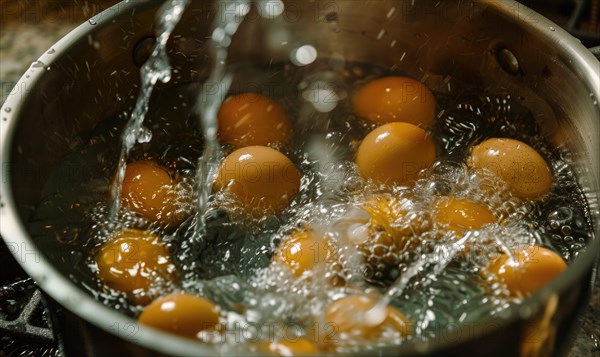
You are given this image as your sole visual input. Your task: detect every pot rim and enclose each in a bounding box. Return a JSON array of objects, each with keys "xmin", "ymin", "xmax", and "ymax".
[{"xmin": 1, "ymin": 0, "xmax": 598, "ymax": 355}]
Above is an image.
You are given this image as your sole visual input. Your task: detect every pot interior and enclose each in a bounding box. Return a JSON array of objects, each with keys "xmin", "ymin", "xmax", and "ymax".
[{"xmin": 2, "ymin": 0, "xmax": 599, "ymax": 355}]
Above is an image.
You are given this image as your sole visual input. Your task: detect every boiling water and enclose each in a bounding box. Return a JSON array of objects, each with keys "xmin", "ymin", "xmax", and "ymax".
[
  {"xmin": 28, "ymin": 57, "xmax": 594, "ymax": 351},
  {"xmin": 27, "ymin": 0, "xmax": 595, "ymax": 353}
]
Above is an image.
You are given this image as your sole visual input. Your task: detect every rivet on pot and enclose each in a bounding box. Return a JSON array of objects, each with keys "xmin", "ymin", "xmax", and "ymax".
[
  {"xmin": 325, "ymin": 12, "xmax": 339, "ymax": 22},
  {"xmin": 132, "ymin": 36, "xmax": 157, "ymax": 68},
  {"xmin": 496, "ymin": 47, "xmax": 521, "ymax": 75}
]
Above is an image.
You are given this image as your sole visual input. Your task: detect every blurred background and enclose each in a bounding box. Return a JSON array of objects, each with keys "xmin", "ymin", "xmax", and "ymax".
[{"xmin": 0, "ymin": 0, "xmax": 598, "ymax": 356}]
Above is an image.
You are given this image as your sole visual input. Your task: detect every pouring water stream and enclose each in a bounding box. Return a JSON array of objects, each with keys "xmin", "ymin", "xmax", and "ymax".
[
  {"xmin": 194, "ymin": 0, "xmax": 251, "ymax": 236},
  {"xmin": 110, "ymin": 0, "xmax": 189, "ymax": 218}
]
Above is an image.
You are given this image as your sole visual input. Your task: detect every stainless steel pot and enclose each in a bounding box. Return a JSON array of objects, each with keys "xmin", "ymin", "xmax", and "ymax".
[{"xmin": 1, "ymin": 0, "xmax": 598, "ymax": 356}]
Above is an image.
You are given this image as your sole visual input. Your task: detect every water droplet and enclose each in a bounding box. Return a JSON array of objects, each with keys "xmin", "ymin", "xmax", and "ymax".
[
  {"xmin": 290, "ymin": 45, "xmax": 317, "ymax": 66},
  {"xmin": 137, "ymin": 126, "xmax": 153, "ymax": 143},
  {"xmin": 212, "ymin": 27, "xmax": 226, "ymax": 43},
  {"xmin": 387, "ymin": 7, "xmax": 396, "ymax": 18},
  {"xmin": 31, "ymin": 60, "xmax": 45, "ymax": 68},
  {"xmin": 4, "ymin": 107, "xmax": 11, "ymax": 113},
  {"xmin": 89, "ymin": 18, "xmax": 97, "ymax": 25},
  {"xmin": 47, "ymin": 48, "xmax": 56, "ymax": 54},
  {"xmin": 549, "ymin": 26, "xmax": 555, "ymax": 31}
]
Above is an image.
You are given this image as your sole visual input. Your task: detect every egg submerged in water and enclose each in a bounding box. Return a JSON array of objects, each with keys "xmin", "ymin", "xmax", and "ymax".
[
  {"xmin": 486, "ymin": 245, "xmax": 566, "ymax": 297},
  {"xmin": 467, "ymin": 138, "xmax": 553, "ymax": 200},
  {"xmin": 274, "ymin": 229, "xmax": 336, "ymax": 278},
  {"xmin": 321, "ymin": 295, "xmax": 411, "ymax": 348},
  {"xmin": 356, "ymin": 122, "xmax": 436, "ymax": 185},
  {"xmin": 138, "ymin": 293, "xmax": 221, "ymax": 340},
  {"xmin": 95, "ymin": 229, "xmax": 176, "ymax": 303},
  {"xmin": 119, "ymin": 161, "xmax": 187, "ymax": 227},
  {"xmin": 217, "ymin": 93, "xmax": 293, "ymax": 148},
  {"xmin": 434, "ymin": 197, "xmax": 496, "ymax": 233},
  {"xmin": 255, "ymin": 338, "xmax": 319, "ymax": 356},
  {"xmin": 353, "ymin": 76, "xmax": 436, "ymax": 127},
  {"xmin": 214, "ymin": 145, "xmax": 301, "ymax": 215}
]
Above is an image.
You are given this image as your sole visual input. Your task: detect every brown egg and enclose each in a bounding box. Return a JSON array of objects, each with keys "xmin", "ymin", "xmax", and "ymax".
[
  {"xmin": 468, "ymin": 138, "xmax": 553, "ymax": 200},
  {"xmin": 96, "ymin": 229, "xmax": 176, "ymax": 300},
  {"xmin": 138, "ymin": 294, "xmax": 220, "ymax": 339},
  {"xmin": 218, "ymin": 93, "xmax": 293, "ymax": 148},
  {"xmin": 274, "ymin": 229, "xmax": 335, "ymax": 278},
  {"xmin": 355, "ymin": 194, "xmax": 423, "ymax": 250},
  {"xmin": 256, "ymin": 338, "xmax": 318, "ymax": 356},
  {"xmin": 434, "ymin": 197, "xmax": 496, "ymax": 233},
  {"xmin": 214, "ymin": 146, "xmax": 301, "ymax": 214},
  {"xmin": 350, "ymin": 194, "xmax": 429, "ymax": 285},
  {"xmin": 487, "ymin": 246, "xmax": 566, "ymax": 297},
  {"xmin": 323, "ymin": 295, "xmax": 410, "ymax": 347},
  {"xmin": 353, "ymin": 76, "xmax": 436, "ymax": 126},
  {"xmin": 356, "ymin": 122, "xmax": 436, "ymax": 185},
  {"xmin": 120, "ymin": 161, "xmax": 185, "ymax": 226}
]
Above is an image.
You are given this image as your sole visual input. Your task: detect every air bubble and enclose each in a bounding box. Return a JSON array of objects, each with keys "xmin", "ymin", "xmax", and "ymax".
[
  {"xmin": 560, "ymin": 225, "xmax": 572, "ymax": 235},
  {"xmin": 548, "ymin": 207, "xmax": 573, "ymax": 224}
]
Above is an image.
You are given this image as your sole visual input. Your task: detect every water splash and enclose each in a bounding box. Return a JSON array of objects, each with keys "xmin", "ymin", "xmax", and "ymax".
[
  {"xmin": 372, "ymin": 232, "xmax": 473, "ymax": 321},
  {"xmin": 193, "ymin": 0, "xmax": 251, "ymax": 236},
  {"xmin": 110, "ymin": 0, "xmax": 189, "ymax": 218}
]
